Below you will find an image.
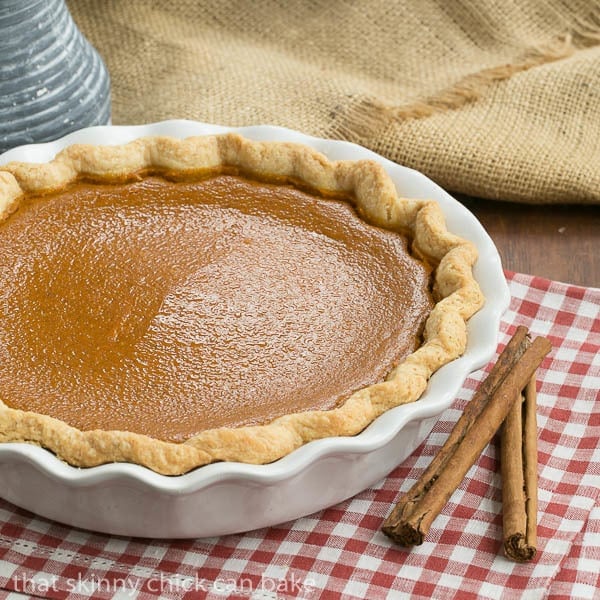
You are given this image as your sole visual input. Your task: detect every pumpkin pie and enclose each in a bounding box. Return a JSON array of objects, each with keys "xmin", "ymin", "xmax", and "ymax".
[{"xmin": 0, "ymin": 134, "xmax": 483, "ymax": 475}]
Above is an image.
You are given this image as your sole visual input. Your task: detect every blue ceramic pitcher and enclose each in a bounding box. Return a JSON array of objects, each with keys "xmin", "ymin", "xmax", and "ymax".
[{"xmin": 0, "ymin": 0, "xmax": 111, "ymax": 153}]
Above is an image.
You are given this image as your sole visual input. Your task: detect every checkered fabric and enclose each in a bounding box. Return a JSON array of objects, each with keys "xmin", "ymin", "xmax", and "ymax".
[{"xmin": 0, "ymin": 272, "xmax": 598, "ymax": 600}]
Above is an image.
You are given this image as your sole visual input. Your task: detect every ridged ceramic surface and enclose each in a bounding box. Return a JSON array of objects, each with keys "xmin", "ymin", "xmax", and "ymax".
[{"xmin": 0, "ymin": 0, "xmax": 110, "ymax": 152}]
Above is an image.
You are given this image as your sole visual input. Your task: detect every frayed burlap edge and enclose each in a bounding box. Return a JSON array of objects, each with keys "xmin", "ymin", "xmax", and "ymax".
[{"xmin": 331, "ymin": 31, "xmax": 600, "ymax": 141}]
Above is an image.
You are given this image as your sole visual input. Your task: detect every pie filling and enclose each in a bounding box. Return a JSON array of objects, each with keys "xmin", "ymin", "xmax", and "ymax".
[{"xmin": 0, "ymin": 173, "xmax": 433, "ymax": 443}]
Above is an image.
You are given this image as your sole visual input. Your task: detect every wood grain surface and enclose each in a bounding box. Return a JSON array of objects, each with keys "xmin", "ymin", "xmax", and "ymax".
[{"xmin": 458, "ymin": 196, "xmax": 600, "ymax": 288}]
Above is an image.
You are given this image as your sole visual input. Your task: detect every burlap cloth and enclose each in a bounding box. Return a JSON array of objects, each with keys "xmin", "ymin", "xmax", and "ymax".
[{"xmin": 67, "ymin": 0, "xmax": 600, "ymax": 204}]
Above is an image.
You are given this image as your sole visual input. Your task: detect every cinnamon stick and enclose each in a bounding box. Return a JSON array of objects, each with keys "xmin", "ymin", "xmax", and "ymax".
[
  {"xmin": 382, "ymin": 326, "xmax": 529, "ymax": 541},
  {"xmin": 382, "ymin": 329, "xmax": 551, "ymax": 546},
  {"xmin": 501, "ymin": 375, "xmax": 538, "ymax": 561}
]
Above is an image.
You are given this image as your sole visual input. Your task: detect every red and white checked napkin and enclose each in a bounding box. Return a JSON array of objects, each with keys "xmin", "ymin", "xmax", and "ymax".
[{"xmin": 0, "ymin": 271, "xmax": 598, "ymax": 600}]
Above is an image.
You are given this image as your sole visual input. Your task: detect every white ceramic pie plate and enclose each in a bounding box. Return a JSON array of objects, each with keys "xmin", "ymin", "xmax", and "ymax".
[{"xmin": 0, "ymin": 121, "xmax": 510, "ymax": 538}]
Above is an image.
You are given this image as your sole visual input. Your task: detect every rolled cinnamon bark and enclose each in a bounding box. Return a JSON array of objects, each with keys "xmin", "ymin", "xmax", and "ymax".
[
  {"xmin": 382, "ymin": 327, "xmax": 530, "ymax": 542},
  {"xmin": 383, "ymin": 330, "xmax": 550, "ymax": 546},
  {"xmin": 501, "ymin": 376, "xmax": 538, "ymax": 562}
]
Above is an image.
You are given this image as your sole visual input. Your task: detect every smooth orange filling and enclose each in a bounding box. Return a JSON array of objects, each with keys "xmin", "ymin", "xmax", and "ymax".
[{"xmin": 0, "ymin": 174, "xmax": 433, "ymax": 442}]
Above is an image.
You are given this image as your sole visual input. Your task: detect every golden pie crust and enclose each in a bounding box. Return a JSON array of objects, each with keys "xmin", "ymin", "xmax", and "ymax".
[{"xmin": 0, "ymin": 134, "xmax": 483, "ymax": 475}]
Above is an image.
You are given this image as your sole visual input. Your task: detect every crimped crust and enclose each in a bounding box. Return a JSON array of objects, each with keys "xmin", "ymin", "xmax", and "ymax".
[{"xmin": 0, "ymin": 134, "xmax": 483, "ymax": 474}]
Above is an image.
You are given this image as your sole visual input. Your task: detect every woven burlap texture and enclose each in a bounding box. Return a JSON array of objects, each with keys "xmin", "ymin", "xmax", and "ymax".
[{"xmin": 67, "ymin": 0, "xmax": 600, "ymax": 204}]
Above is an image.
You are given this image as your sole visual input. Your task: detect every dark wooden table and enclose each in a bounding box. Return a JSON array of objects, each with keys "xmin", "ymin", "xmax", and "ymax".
[{"xmin": 457, "ymin": 196, "xmax": 600, "ymax": 288}]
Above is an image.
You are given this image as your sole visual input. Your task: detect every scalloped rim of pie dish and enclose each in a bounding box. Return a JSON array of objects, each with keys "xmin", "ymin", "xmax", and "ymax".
[{"xmin": 0, "ymin": 133, "xmax": 484, "ymax": 475}]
